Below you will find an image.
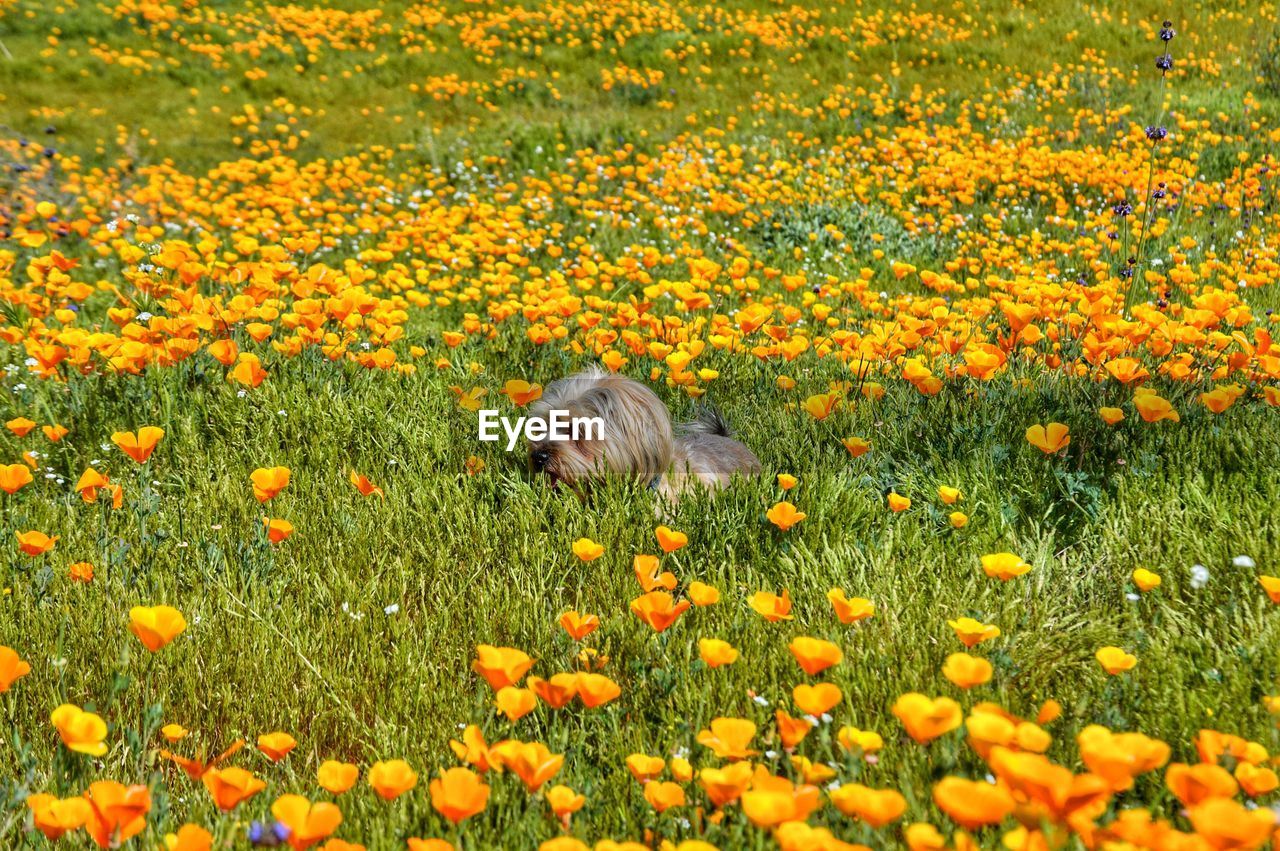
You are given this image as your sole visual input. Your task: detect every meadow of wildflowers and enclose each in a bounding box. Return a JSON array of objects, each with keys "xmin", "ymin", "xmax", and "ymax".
[{"xmin": 3, "ymin": 0, "xmax": 1280, "ymax": 848}]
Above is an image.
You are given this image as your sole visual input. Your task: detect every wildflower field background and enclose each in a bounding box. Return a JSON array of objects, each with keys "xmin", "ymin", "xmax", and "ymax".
[{"xmin": 4, "ymin": 0, "xmax": 1280, "ymax": 848}]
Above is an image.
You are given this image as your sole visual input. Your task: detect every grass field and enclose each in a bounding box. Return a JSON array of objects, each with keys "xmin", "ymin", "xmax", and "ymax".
[{"xmin": 3, "ymin": 0, "xmax": 1280, "ymax": 849}]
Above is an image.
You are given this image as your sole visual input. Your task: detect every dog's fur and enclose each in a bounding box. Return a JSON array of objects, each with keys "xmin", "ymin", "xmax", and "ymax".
[{"xmin": 527, "ymin": 368, "xmax": 761, "ymax": 501}]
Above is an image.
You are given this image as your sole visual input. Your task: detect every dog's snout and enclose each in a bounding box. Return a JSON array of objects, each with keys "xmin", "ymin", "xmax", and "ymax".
[{"xmin": 531, "ymin": 449, "xmax": 551, "ymax": 470}]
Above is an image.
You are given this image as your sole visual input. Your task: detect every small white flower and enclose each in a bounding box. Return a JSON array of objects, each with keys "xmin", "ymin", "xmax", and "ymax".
[
  {"xmin": 764, "ymin": 750, "xmax": 778, "ymax": 759},
  {"xmin": 1190, "ymin": 564, "xmax": 1210, "ymax": 589},
  {"xmin": 384, "ymin": 604, "xmax": 400, "ymax": 616},
  {"xmin": 1233, "ymin": 555, "xmax": 1257, "ymax": 569},
  {"xmin": 752, "ymin": 694, "xmax": 769, "ymax": 707},
  {"xmin": 1125, "ymin": 592, "xmax": 1140, "ymax": 602}
]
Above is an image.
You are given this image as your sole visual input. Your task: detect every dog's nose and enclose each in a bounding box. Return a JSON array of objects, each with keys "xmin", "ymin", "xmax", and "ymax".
[{"xmin": 531, "ymin": 449, "xmax": 551, "ymax": 470}]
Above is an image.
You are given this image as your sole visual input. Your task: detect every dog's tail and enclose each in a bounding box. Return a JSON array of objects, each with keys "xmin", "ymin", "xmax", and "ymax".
[{"xmin": 680, "ymin": 403, "xmax": 734, "ymax": 438}]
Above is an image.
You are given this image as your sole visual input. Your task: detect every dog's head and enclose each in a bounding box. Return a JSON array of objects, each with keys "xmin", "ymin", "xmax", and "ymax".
[{"xmin": 528, "ymin": 369, "xmax": 674, "ymax": 492}]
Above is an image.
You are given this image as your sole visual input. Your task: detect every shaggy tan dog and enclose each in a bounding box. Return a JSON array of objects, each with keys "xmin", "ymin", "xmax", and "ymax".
[{"xmin": 527, "ymin": 368, "xmax": 761, "ymax": 502}]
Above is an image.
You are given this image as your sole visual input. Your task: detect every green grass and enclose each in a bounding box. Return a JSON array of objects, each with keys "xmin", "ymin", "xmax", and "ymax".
[{"xmin": 2, "ymin": 351, "xmax": 1280, "ymax": 847}]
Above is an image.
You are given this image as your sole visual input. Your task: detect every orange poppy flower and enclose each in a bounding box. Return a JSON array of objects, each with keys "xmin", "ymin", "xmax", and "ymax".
[
  {"xmin": 495, "ymin": 741, "xmax": 563, "ymax": 791},
  {"xmin": 937, "ymin": 486, "xmax": 961, "ymax": 504},
  {"xmin": 448, "ymin": 725, "xmax": 493, "ymax": 773},
  {"xmin": 980, "ymin": 552, "xmax": 1031, "ymax": 581},
  {"xmin": 262, "ymin": 518, "xmax": 294, "ymax": 543},
  {"xmin": 0, "ymin": 645, "xmax": 31, "ymax": 693},
  {"xmin": 626, "ymin": 753, "xmax": 665, "ymax": 782},
  {"xmin": 892, "ymin": 693, "xmax": 963, "ymax": 743},
  {"xmin": 257, "ymin": 732, "xmax": 297, "ymax": 762},
  {"xmin": 496, "ymin": 686, "xmax": 538, "ymax": 721},
  {"xmin": 629, "ymin": 591, "xmax": 690, "ymax": 632},
  {"xmin": 75, "ymin": 468, "xmax": 110, "ymax": 502},
  {"xmin": 168, "ymin": 824, "xmax": 213, "ymax": 851},
  {"xmin": 687, "ymin": 581, "xmax": 720, "ymax": 606},
  {"xmin": 160, "ymin": 724, "xmax": 188, "ymax": 742},
  {"xmin": 69, "ymin": 562, "xmax": 95, "ymax": 582},
  {"xmin": 802, "ymin": 393, "xmax": 839, "ymax": 420},
  {"xmin": 838, "ymin": 726, "xmax": 884, "ymax": 753},
  {"xmin": 1099, "ymin": 407, "xmax": 1125, "ymax": 425},
  {"xmin": 26, "ymin": 793, "xmax": 91, "ymax": 841},
  {"xmin": 748, "ymin": 589, "xmax": 793, "ymax": 621},
  {"xmin": 202, "ymin": 766, "xmax": 266, "ymax": 811},
  {"xmin": 698, "ymin": 638, "xmax": 738, "ymax": 668},
  {"xmin": 250, "ymin": 466, "xmax": 291, "ymax": 502},
  {"xmin": 407, "ymin": 840, "xmax": 455, "ymax": 851},
  {"xmin": 1075, "ymin": 726, "xmax": 1169, "ymax": 792},
  {"xmin": 904, "ymin": 822, "xmax": 948, "ymax": 851},
  {"xmin": 571, "ymin": 537, "xmax": 604, "ymax": 561},
  {"xmin": 842, "ymin": 436, "xmax": 871, "ymax": 457},
  {"xmin": 1133, "ymin": 568, "xmax": 1162, "ymax": 592},
  {"xmin": 1133, "ymin": 394, "xmax": 1179, "ymax": 423},
  {"xmin": 207, "ymin": 338, "xmax": 238, "ymax": 366},
  {"xmin": 766, "ymin": 501, "xmax": 806, "ymax": 531},
  {"xmin": 697, "ymin": 717, "xmax": 758, "ymax": 760},
  {"xmin": 644, "ymin": 781, "xmax": 685, "ymax": 812},
  {"xmin": 229, "ymin": 354, "xmax": 268, "ymax": 388},
  {"xmin": 827, "ymin": 588, "xmax": 874, "ymax": 624},
  {"xmin": 942, "ymin": 653, "xmax": 993, "ymax": 689},
  {"xmin": 948, "ymin": 617, "xmax": 1000, "ymax": 648},
  {"xmin": 368, "ymin": 759, "xmax": 419, "ymax": 800},
  {"xmin": 777, "ymin": 473, "xmax": 798, "ymax": 490},
  {"xmin": 788, "ymin": 637, "xmax": 842, "ymax": 675},
  {"xmin": 698, "ymin": 762, "xmax": 754, "ymax": 808},
  {"xmin": 0, "ymin": 463, "xmax": 33, "ymax": 494},
  {"xmin": 829, "ymin": 783, "xmax": 907, "ymax": 827},
  {"xmin": 158, "ymin": 740, "xmax": 245, "ymax": 780},
  {"xmin": 793, "ymin": 682, "xmax": 842, "ymax": 716},
  {"xmin": 1025, "ymin": 422, "xmax": 1070, "ymax": 454},
  {"xmin": 546, "ymin": 784, "xmax": 585, "ymax": 825},
  {"xmin": 887, "ymin": 492, "xmax": 911, "ymax": 512},
  {"xmin": 633, "ymin": 554, "xmax": 676, "ymax": 591},
  {"xmin": 51, "ymin": 703, "xmax": 108, "ymax": 756},
  {"xmin": 129, "ymin": 605, "xmax": 187, "ymax": 652},
  {"xmin": 430, "ymin": 767, "xmax": 489, "ymax": 823},
  {"xmin": 655, "ymin": 525, "xmax": 687, "ymax": 552},
  {"xmin": 83, "ymin": 781, "xmax": 151, "ymax": 848},
  {"xmin": 949, "ymin": 511, "xmax": 969, "ymax": 528},
  {"xmin": 111, "ymin": 427, "xmax": 165, "ymax": 463},
  {"xmin": 501, "ymin": 380, "xmax": 543, "ymax": 407},
  {"xmin": 270, "ymin": 795, "xmax": 342, "ymax": 850},
  {"xmin": 574, "ymin": 672, "xmax": 621, "ymax": 708},
  {"xmin": 740, "ymin": 772, "xmax": 820, "ymax": 827},
  {"xmin": 16, "ymin": 530, "xmax": 57, "ymax": 556},
  {"xmin": 932, "ymin": 777, "xmax": 1014, "ymax": 830},
  {"xmin": 6, "ymin": 417, "xmax": 36, "ymax": 437},
  {"xmin": 317, "ymin": 761, "xmax": 359, "ymax": 794},
  {"xmin": 348, "ymin": 471, "xmax": 384, "ymax": 498},
  {"xmin": 472, "ymin": 645, "xmax": 534, "ymax": 691},
  {"xmin": 775, "ymin": 709, "xmax": 814, "ymax": 750},
  {"xmin": 1186, "ymin": 798, "xmax": 1275, "ymax": 849},
  {"xmin": 1165, "ymin": 762, "xmax": 1238, "ymax": 807},
  {"xmin": 1234, "ymin": 762, "xmax": 1279, "ymax": 797},
  {"xmin": 558, "ymin": 610, "xmax": 599, "ymax": 640},
  {"xmin": 1095, "ymin": 646, "xmax": 1137, "ymax": 675},
  {"xmin": 527, "ymin": 673, "xmax": 579, "ymax": 708}
]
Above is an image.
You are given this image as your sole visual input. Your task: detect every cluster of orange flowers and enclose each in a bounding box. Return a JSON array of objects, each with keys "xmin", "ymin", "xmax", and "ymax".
[{"xmin": 2, "ymin": 84, "xmax": 1279, "ymax": 414}]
